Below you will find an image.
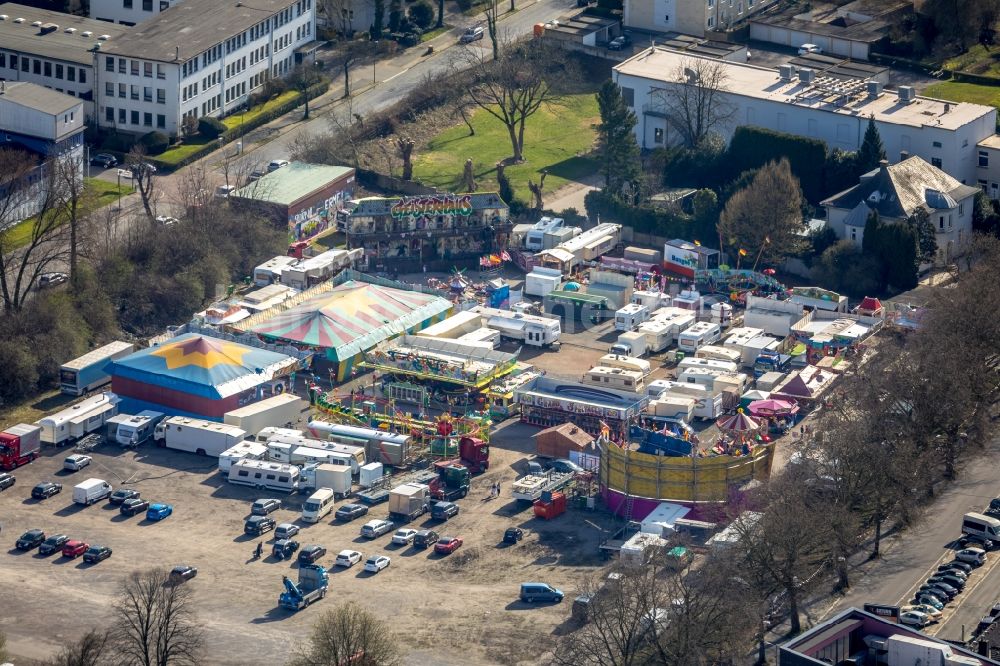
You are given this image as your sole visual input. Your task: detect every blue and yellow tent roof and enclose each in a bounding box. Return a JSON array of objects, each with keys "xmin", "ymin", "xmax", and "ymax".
[{"xmin": 109, "ymin": 333, "xmax": 297, "ymax": 399}]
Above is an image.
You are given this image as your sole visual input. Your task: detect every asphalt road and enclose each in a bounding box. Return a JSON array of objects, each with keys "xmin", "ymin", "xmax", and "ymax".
[{"xmin": 814, "ymin": 436, "xmax": 1000, "ymax": 644}]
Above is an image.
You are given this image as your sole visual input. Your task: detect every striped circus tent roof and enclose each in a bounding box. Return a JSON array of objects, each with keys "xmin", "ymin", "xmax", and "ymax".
[{"xmin": 249, "ymin": 280, "xmax": 452, "ymax": 361}]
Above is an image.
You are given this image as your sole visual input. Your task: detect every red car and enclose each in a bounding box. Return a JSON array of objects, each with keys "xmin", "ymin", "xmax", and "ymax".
[
  {"xmin": 62, "ymin": 540, "xmax": 89, "ymax": 558},
  {"xmin": 434, "ymin": 536, "xmax": 463, "ymax": 555}
]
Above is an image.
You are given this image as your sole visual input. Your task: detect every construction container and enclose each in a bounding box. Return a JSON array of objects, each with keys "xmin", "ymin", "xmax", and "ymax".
[
  {"xmin": 533, "ymin": 491, "xmax": 567, "ymax": 520},
  {"xmin": 624, "ymin": 246, "xmax": 662, "ymax": 264},
  {"xmin": 359, "ymin": 462, "xmax": 383, "ymax": 488},
  {"xmin": 365, "ymin": 439, "xmax": 408, "ymax": 466}
]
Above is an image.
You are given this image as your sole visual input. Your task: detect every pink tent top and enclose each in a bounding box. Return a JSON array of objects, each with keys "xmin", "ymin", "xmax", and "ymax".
[
  {"xmin": 716, "ymin": 410, "xmax": 762, "ymax": 433},
  {"xmin": 747, "ymin": 398, "xmax": 799, "ymax": 417}
]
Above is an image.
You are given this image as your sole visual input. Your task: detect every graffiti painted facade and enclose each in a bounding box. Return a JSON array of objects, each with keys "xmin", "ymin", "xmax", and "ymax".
[
  {"xmin": 345, "ymin": 192, "xmax": 512, "ymax": 271},
  {"xmin": 289, "ymin": 188, "xmax": 352, "ymax": 243}
]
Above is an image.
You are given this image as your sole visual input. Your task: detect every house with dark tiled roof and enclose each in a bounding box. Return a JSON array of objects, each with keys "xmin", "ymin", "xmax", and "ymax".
[{"xmin": 822, "ymin": 155, "xmax": 978, "ymax": 267}]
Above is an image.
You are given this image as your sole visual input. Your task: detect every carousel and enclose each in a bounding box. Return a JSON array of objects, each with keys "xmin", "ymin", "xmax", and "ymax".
[
  {"xmin": 747, "ymin": 398, "xmax": 799, "ymax": 434},
  {"xmin": 712, "ymin": 409, "xmax": 771, "ymax": 456}
]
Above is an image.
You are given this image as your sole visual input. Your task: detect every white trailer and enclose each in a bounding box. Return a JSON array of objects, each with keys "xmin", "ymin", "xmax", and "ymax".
[
  {"xmin": 615, "ymin": 303, "xmax": 650, "ymax": 332},
  {"xmin": 37, "ymin": 392, "xmax": 121, "ymax": 445},
  {"xmin": 582, "ymin": 366, "xmax": 645, "ymax": 393},
  {"xmin": 223, "ymin": 394, "xmax": 305, "ymax": 437},
  {"xmin": 649, "ymin": 308, "xmax": 696, "ymax": 339},
  {"xmin": 525, "ymin": 216, "xmax": 566, "ymax": 251},
  {"xmin": 678, "ymin": 357, "xmax": 739, "ymax": 375},
  {"xmin": 612, "ymin": 331, "xmax": 648, "ymax": 357},
  {"xmin": 722, "ymin": 327, "xmax": 765, "ymax": 366},
  {"xmin": 476, "ymin": 308, "xmax": 561, "ymax": 347},
  {"xmin": 677, "ymin": 367, "xmax": 730, "ymax": 391},
  {"xmin": 301, "ymin": 463, "xmax": 353, "ymax": 495},
  {"xmin": 524, "ymin": 267, "xmax": 563, "ymax": 298},
  {"xmin": 636, "ymin": 320, "xmax": 673, "ymax": 353},
  {"xmin": 647, "ymin": 380, "xmax": 724, "ymax": 420},
  {"xmin": 648, "ymin": 395, "xmax": 695, "ymax": 422},
  {"xmin": 153, "ymin": 417, "xmax": 247, "ymax": 457},
  {"xmin": 597, "ymin": 354, "xmax": 652, "ymax": 377},
  {"xmin": 631, "ymin": 290, "xmax": 667, "ymax": 311},
  {"xmin": 219, "ymin": 440, "xmax": 268, "ymax": 475},
  {"xmin": 267, "ymin": 441, "xmax": 293, "ymax": 463},
  {"xmin": 106, "ymin": 410, "xmax": 165, "ymax": 447},
  {"xmin": 256, "ymin": 426, "xmax": 303, "ymax": 443},
  {"xmin": 457, "ymin": 327, "xmax": 501, "ymax": 349},
  {"xmin": 228, "ymin": 459, "xmax": 300, "ymax": 493},
  {"xmin": 676, "ymin": 322, "xmax": 721, "ymax": 354},
  {"xmin": 263, "ymin": 433, "xmax": 364, "ymax": 473},
  {"xmin": 695, "ymin": 345, "xmax": 742, "ymax": 364}
]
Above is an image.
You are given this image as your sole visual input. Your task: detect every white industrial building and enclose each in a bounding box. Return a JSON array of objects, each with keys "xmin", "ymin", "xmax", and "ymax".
[
  {"xmin": 0, "ymin": 4, "xmax": 132, "ymax": 119},
  {"xmin": 95, "ymin": 0, "xmax": 316, "ymax": 137},
  {"xmin": 90, "ymin": 0, "xmax": 183, "ymax": 26},
  {"xmin": 624, "ymin": 0, "xmax": 778, "ymax": 37},
  {"xmin": 612, "ymin": 47, "xmax": 997, "ymax": 186}
]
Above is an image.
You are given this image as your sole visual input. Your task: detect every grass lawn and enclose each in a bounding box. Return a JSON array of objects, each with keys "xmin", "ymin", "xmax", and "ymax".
[
  {"xmin": 154, "ymin": 135, "xmax": 213, "ymax": 166},
  {"xmin": 943, "ymin": 45, "xmax": 1000, "ymax": 77},
  {"xmin": 2, "ymin": 178, "xmax": 134, "ymax": 251},
  {"xmin": 225, "ymin": 90, "xmax": 299, "ymax": 130},
  {"xmin": 421, "ymin": 24, "xmax": 452, "ymax": 42},
  {"xmin": 412, "ymin": 92, "xmax": 599, "ymax": 200},
  {"xmin": 923, "ymin": 80, "xmax": 1000, "ymax": 108}
]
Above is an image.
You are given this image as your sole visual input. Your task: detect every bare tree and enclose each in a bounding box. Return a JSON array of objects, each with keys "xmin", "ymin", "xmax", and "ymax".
[
  {"xmin": 464, "ymin": 40, "xmax": 561, "ymax": 163},
  {"xmin": 125, "ymin": 146, "xmax": 157, "ymax": 220},
  {"xmin": 110, "ymin": 568, "xmax": 204, "ymax": 666},
  {"xmin": 43, "ymin": 630, "xmax": 111, "ymax": 666},
  {"xmin": 484, "ymin": 0, "xmax": 500, "ymax": 59},
  {"xmin": 288, "ymin": 601, "xmax": 401, "ymax": 666},
  {"xmin": 395, "ymin": 136, "xmax": 415, "ymax": 180},
  {"xmin": 319, "ymin": 0, "xmax": 369, "ymax": 35},
  {"xmin": 649, "ymin": 57, "xmax": 736, "ymax": 148},
  {"xmin": 461, "ymin": 158, "xmax": 477, "ymax": 191},
  {"xmin": 527, "ymin": 169, "xmax": 546, "ymax": 210},
  {"xmin": 0, "ymin": 149, "xmax": 72, "ymax": 312},
  {"xmin": 290, "ymin": 63, "xmax": 324, "ymax": 120},
  {"xmin": 49, "ymin": 150, "xmax": 92, "ymax": 282}
]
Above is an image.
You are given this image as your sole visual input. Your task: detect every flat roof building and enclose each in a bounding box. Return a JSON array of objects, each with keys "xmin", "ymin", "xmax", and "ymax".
[
  {"xmin": 613, "ymin": 47, "xmax": 996, "ymax": 186},
  {"xmin": 0, "ymin": 4, "xmax": 132, "ymax": 117}
]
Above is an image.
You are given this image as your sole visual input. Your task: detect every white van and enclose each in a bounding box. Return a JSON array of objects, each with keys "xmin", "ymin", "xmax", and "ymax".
[
  {"xmin": 302, "ymin": 487, "xmax": 336, "ymax": 523},
  {"xmin": 677, "ymin": 322, "xmax": 721, "ymax": 354},
  {"xmin": 73, "ymin": 478, "xmax": 113, "ymax": 506},
  {"xmin": 962, "ymin": 512, "xmax": 1000, "ymax": 544}
]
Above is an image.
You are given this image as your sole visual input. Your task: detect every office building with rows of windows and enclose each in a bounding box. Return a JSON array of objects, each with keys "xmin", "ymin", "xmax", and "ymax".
[
  {"xmin": 95, "ymin": 0, "xmax": 315, "ymax": 137},
  {"xmin": 0, "ymin": 4, "xmax": 131, "ymax": 119},
  {"xmin": 90, "ymin": 0, "xmax": 182, "ymax": 27}
]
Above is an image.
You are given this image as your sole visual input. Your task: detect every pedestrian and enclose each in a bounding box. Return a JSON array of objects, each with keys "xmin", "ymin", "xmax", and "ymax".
[
  {"xmin": 497, "ymin": 481, "xmax": 502, "ymax": 495},
  {"xmin": 254, "ymin": 541, "xmax": 263, "ymax": 559}
]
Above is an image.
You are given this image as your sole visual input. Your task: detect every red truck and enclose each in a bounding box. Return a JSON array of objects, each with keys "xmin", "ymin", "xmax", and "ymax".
[
  {"xmin": 443, "ymin": 436, "xmax": 489, "ymax": 474},
  {"xmin": 0, "ymin": 424, "xmax": 42, "ymax": 471}
]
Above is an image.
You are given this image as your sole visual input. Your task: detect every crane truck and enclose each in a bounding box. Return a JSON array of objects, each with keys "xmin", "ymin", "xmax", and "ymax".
[{"xmin": 279, "ymin": 565, "xmax": 329, "ymax": 611}]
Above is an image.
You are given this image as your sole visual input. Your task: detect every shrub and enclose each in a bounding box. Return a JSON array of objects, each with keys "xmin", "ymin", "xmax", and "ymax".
[
  {"xmin": 138, "ymin": 131, "xmax": 170, "ymax": 155},
  {"xmin": 726, "ymin": 126, "xmax": 827, "ymax": 204},
  {"xmin": 181, "ymin": 115, "xmax": 199, "ymax": 138},
  {"xmin": 198, "ymin": 117, "xmax": 227, "ymax": 139},
  {"xmin": 408, "ymin": 0, "xmax": 434, "ymax": 29}
]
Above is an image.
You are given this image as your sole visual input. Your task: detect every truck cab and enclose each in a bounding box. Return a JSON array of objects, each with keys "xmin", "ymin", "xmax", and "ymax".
[{"xmin": 458, "ymin": 436, "xmax": 489, "ymax": 474}]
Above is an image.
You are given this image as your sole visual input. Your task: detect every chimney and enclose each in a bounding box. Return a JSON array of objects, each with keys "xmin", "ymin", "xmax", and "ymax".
[
  {"xmin": 899, "ymin": 150, "xmax": 909, "ymax": 162},
  {"xmin": 879, "ymin": 159, "xmax": 889, "ymax": 174},
  {"xmin": 174, "ymin": 45, "xmax": 179, "ymax": 61},
  {"xmin": 978, "ymin": 640, "xmax": 989, "ymax": 657},
  {"xmin": 944, "ymin": 102, "xmax": 951, "ymax": 114}
]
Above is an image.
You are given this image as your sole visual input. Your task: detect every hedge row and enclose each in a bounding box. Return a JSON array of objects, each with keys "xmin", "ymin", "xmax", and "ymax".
[
  {"xmin": 583, "ymin": 189, "xmax": 715, "ymax": 240},
  {"xmin": 726, "ymin": 126, "xmax": 827, "ymax": 203},
  {"xmin": 144, "ymin": 79, "xmax": 330, "ymax": 172}
]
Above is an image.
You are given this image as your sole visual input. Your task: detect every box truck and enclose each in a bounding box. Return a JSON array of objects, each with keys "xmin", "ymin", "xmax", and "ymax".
[
  {"xmin": 389, "ymin": 482, "xmax": 431, "ymax": 522},
  {"xmin": 300, "ymin": 463, "xmax": 352, "ymax": 496},
  {"xmin": 59, "ymin": 341, "xmax": 135, "ymax": 396},
  {"xmin": 106, "ymin": 411, "xmax": 165, "ymax": 448},
  {"xmin": 611, "ymin": 331, "xmax": 648, "ymax": 357},
  {"xmin": 223, "ymin": 394, "xmax": 304, "ymax": 437},
  {"xmin": 219, "ymin": 440, "xmax": 268, "ymax": 475},
  {"xmin": 37, "ymin": 392, "xmax": 121, "ymax": 446},
  {"xmin": 153, "ymin": 417, "xmax": 247, "ymax": 457},
  {"xmin": 0, "ymin": 424, "xmax": 42, "ymax": 470}
]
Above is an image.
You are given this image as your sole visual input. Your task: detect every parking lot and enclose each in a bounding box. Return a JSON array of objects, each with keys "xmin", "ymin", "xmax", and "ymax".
[{"xmin": 0, "ymin": 412, "xmax": 619, "ymax": 666}]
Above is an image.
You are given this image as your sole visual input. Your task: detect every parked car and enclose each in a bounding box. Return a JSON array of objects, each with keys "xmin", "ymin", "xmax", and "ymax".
[
  {"xmin": 549, "ymin": 459, "xmax": 583, "ymax": 474},
  {"xmin": 267, "ymin": 159, "xmax": 289, "ymax": 172},
  {"xmin": 392, "ymin": 528, "xmax": 418, "ymax": 545},
  {"xmin": 251, "ymin": 498, "xmax": 281, "ymax": 515},
  {"xmin": 90, "ymin": 153, "xmax": 118, "ymax": 168},
  {"xmin": 298, "ymin": 544, "xmax": 327, "ymax": 564},
  {"xmin": 83, "ymin": 545, "xmax": 112, "ymax": 563},
  {"xmin": 902, "ymin": 604, "xmax": 942, "ymax": 620},
  {"xmin": 169, "ymin": 565, "xmax": 198, "ymax": 584},
  {"xmin": 154, "ymin": 216, "xmax": 179, "ymax": 226},
  {"xmin": 63, "ymin": 454, "xmax": 92, "ymax": 471},
  {"xmin": 244, "ymin": 515, "xmax": 276, "ymax": 536},
  {"xmin": 929, "ymin": 573, "xmax": 966, "ymax": 590},
  {"xmin": 956, "ymin": 547, "xmax": 987, "ymax": 565},
  {"xmin": 459, "ymin": 26, "xmax": 484, "ymax": 43},
  {"xmin": 434, "ymin": 536, "xmax": 463, "ymax": 554},
  {"xmin": 62, "ymin": 540, "xmax": 89, "ymax": 558},
  {"xmin": 937, "ymin": 563, "xmax": 969, "ymax": 578},
  {"xmin": 914, "ymin": 593, "xmax": 945, "ymax": 610},
  {"xmin": 0, "ymin": 473, "xmax": 15, "ymax": 491},
  {"xmin": 38, "ymin": 534, "xmax": 70, "ymax": 555},
  {"xmin": 272, "ymin": 539, "xmax": 300, "ymax": 560},
  {"xmin": 361, "ymin": 519, "xmax": 394, "ymax": 539},
  {"xmin": 31, "ymin": 482, "xmax": 62, "ymax": 499},
  {"xmin": 364, "ymin": 554, "xmax": 390, "ymax": 573},
  {"xmin": 215, "ymin": 185, "xmax": 236, "ymax": 198},
  {"xmin": 16, "ymin": 529, "xmax": 46, "ymax": 551},
  {"xmin": 987, "ymin": 498, "xmax": 1000, "ymax": 518},
  {"xmin": 798, "ymin": 43, "xmax": 822, "ymax": 55},
  {"xmin": 275, "ymin": 523, "xmax": 300, "ymax": 539},
  {"xmin": 248, "ymin": 170, "xmax": 266, "ymax": 182},
  {"xmin": 431, "ymin": 502, "xmax": 459, "ymax": 521},
  {"xmin": 335, "ymin": 549, "xmax": 362, "ymax": 568},
  {"xmin": 37, "ymin": 272, "xmax": 69, "ymax": 289},
  {"xmin": 607, "ymin": 34, "xmax": 632, "ymax": 51},
  {"xmin": 918, "ymin": 584, "xmax": 956, "ymax": 601},
  {"xmin": 413, "ymin": 529, "xmax": 439, "ymax": 549},
  {"xmin": 335, "ymin": 503, "xmax": 368, "ymax": 522},
  {"xmin": 943, "ymin": 561, "xmax": 974, "ymax": 574},
  {"xmin": 120, "ymin": 498, "xmax": 150, "ymax": 517},
  {"xmin": 146, "ymin": 503, "xmax": 173, "ymax": 521},
  {"xmin": 899, "ymin": 610, "xmax": 931, "ymax": 628},
  {"xmin": 503, "ymin": 527, "xmax": 524, "ymax": 544},
  {"xmin": 978, "ymin": 615, "xmax": 997, "ymax": 634},
  {"xmin": 129, "ymin": 162, "xmax": 157, "ymax": 176},
  {"xmin": 109, "ymin": 489, "xmax": 140, "ymax": 505},
  {"xmin": 520, "ymin": 582, "xmax": 564, "ymax": 603}
]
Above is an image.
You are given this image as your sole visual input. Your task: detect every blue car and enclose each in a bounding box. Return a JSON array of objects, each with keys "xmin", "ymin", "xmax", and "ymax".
[
  {"xmin": 520, "ymin": 583, "xmax": 564, "ymax": 603},
  {"xmin": 146, "ymin": 503, "xmax": 173, "ymax": 521}
]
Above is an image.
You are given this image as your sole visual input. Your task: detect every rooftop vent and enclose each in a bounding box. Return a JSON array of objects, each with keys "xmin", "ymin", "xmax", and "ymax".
[
  {"xmin": 898, "ymin": 86, "xmax": 915, "ymax": 104},
  {"xmin": 13, "ymin": 17, "xmax": 24, "ymax": 22},
  {"xmin": 64, "ymin": 26, "xmax": 76, "ymax": 32},
  {"xmin": 31, "ymin": 19, "xmax": 41, "ymax": 26},
  {"xmin": 866, "ymin": 80, "xmax": 882, "ymax": 99},
  {"xmin": 40, "ymin": 23, "xmax": 58, "ymax": 34},
  {"xmin": 0, "ymin": 14, "xmax": 8, "ymax": 20},
  {"xmin": 98, "ymin": 34, "xmax": 110, "ymax": 39},
  {"xmin": 779, "ymin": 64, "xmax": 794, "ymax": 81},
  {"xmin": 81, "ymin": 30, "xmax": 92, "ymax": 36},
  {"xmin": 798, "ymin": 68, "xmax": 815, "ymax": 84}
]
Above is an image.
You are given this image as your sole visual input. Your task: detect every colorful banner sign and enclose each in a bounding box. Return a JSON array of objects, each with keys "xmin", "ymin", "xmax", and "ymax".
[{"xmin": 390, "ymin": 194, "xmax": 474, "ymax": 219}]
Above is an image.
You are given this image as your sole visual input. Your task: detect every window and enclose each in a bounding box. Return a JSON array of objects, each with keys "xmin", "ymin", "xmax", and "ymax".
[
  {"xmin": 131, "ymin": 60, "xmax": 139, "ymax": 76},
  {"xmin": 156, "ymin": 113, "xmax": 165, "ymax": 128},
  {"xmin": 144, "ymin": 62, "xmax": 153, "ymax": 77},
  {"xmin": 654, "ymin": 127, "xmax": 664, "ymax": 144},
  {"xmin": 932, "ymin": 141, "xmax": 942, "ymax": 148},
  {"xmin": 980, "ymin": 150, "xmax": 989, "ymax": 168},
  {"xmin": 931, "ymin": 157, "xmax": 942, "ymax": 169},
  {"xmin": 850, "ymin": 227, "xmax": 857, "ymax": 242},
  {"xmin": 124, "ymin": 0, "xmax": 132, "ymax": 7},
  {"xmin": 994, "ymin": 182, "xmax": 999, "ymax": 197},
  {"xmin": 143, "ymin": 0, "xmax": 152, "ymax": 10},
  {"xmin": 979, "ymin": 179, "xmax": 988, "ymax": 193},
  {"xmin": 79, "ymin": 69, "xmax": 86, "ymax": 83},
  {"xmin": 143, "ymin": 86, "xmax": 152, "ymax": 101},
  {"xmin": 68, "ymin": 66, "xmax": 77, "ymax": 82},
  {"xmin": 106, "ymin": 82, "xmax": 114, "ymax": 97},
  {"xmin": 118, "ymin": 108, "xmax": 126, "ymax": 123},
  {"xmin": 56, "ymin": 63, "xmax": 64, "ymax": 79},
  {"xmin": 0, "ymin": 53, "xmax": 6, "ymax": 68},
  {"xmin": 131, "ymin": 85, "xmax": 139, "ymax": 100},
  {"xmin": 118, "ymin": 58, "xmax": 126, "ymax": 73},
  {"xmin": 10, "ymin": 55, "xmax": 17, "ymax": 70},
  {"xmin": 620, "ymin": 86, "xmax": 635, "ymax": 106},
  {"xmin": 33, "ymin": 59, "xmax": 41, "ymax": 75},
  {"xmin": 160, "ymin": 0, "xmax": 168, "ymax": 7},
  {"xmin": 157, "ymin": 63, "xmax": 165, "ymax": 79},
  {"xmin": 144, "ymin": 112, "xmax": 152, "ymax": 126},
  {"xmin": 131, "ymin": 110, "xmax": 139, "ymax": 125},
  {"xmin": 959, "ymin": 203, "xmax": 965, "ymax": 216},
  {"xmin": 157, "ymin": 88, "xmax": 165, "ymax": 103},
  {"xmin": 707, "ymin": 16, "xmax": 714, "ymax": 27},
  {"xmin": 939, "ymin": 216, "xmax": 945, "ymax": 230},
  {"xmin": 119, "ymin": 83, "xmax": 126, "ymax": 97},
  {"xmin": 43, "ymin": 61, "xmax": 51, "ymax": 77},
  {"xmin": 106, "ymin": 107, "xmax": 114, "ymax": 122}
]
